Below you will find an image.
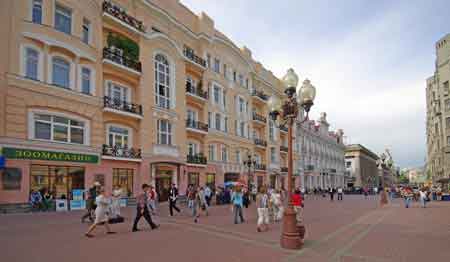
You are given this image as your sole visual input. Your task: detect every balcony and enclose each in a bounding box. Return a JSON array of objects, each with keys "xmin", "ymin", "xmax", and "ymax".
[
  {"xmin": 306, "ymin": 165, "xmax": 314, "ymax": 171},
  {"xmin": 280, "ymin": 125, "xmax": 288, "ymax": 133},
  {"xmin": 102, "ymin": 144, "xmax": 142, "ymax": 161},
  {"xmin": 254, "ymin": 138, "xmax": 267, "ymax": 148},
  {"xmin": 183, "ymin": 46, "xmax": 206, "ymax": 68},
  {"xmin": 187, "ymin": 154, "xmax": 207, "ymax": 166},
  {"xmin": 186, "ymin": 81, "xmax": 208, "ymax": 100},
  {"xmin": 280, "ymin": 145, "xmax": 288, "ymax": 153},
  {"xmin": 281, "ymin": 167, "xmax": 288, "ymax": 173},
  {"xmin": 103, "ymin": 96, "xmax": 143, "ymax": 119},
  {"xmin": 252, "ymin": 90, "xmax": 269, "ymax": 102},
  {"xmin": 103, "ymin": 47, "xmax": 142, "ymax": 75},
  {"xmin": 255, "ymin": 163, "xmax": 267, "ymax": 171},
  {"xmin": 252, "ymin": 112, "xmax": 267, "ymax": 124},
  {"xmin": 102, "ymin": 1, "xmax": 146, "ymax": 34},
  {"xmin": 186, "ymin": 119, "xmax": 208, "ymax": 134}
]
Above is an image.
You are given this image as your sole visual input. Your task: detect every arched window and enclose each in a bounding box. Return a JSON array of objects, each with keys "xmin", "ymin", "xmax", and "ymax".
[
  {"xmin": 52, "ymin": 57, "xmax": 70, "ymax": 89},
  {"xmin": 154, "ymin": 54, "xmax": 171, "ymax": 109}
]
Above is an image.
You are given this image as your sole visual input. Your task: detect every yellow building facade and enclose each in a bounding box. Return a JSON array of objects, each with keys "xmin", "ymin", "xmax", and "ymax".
[{"xmin": 0, "ymin": 0, "xmax": 299, "ymax": 204}]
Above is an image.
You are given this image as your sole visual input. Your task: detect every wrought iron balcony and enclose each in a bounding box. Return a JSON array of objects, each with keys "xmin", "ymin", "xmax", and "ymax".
[
  {"xmin": 306, "ymin": 165, "xmax": 314, "ymax": 171},
  {"xmin": 186, "ymin": 119, "xmax": 208, "ymax": 132},
  {"xmin": 281, "ymin": 167, "xmax": 288, "ymax": 173},
  {"xmin": 254, "ymin": 138, "xmax": 267, "ymax": 147},
  {"xmin": 102, "ymin": 144, "xmax": 142, "ymax": 159},
  {"xmin": 251, "ymin": 89, "xmax": 269, "ymax": 101},
  {"xmin": 183, "ymin": 46, "xmax": 206, "ymax": 67},
  {"xmin": 254, "ymin": 163, "xmax": 266, "ymax": 171},
  {"xmin": 187, "ymin": 154, "xmax": 207, "ymax": 165},
  {"xmin": 103, "ymin": 47, "xmax": 142, "ymax": 73},
  {"xmin": 280, "ymin": 145, "xmax": 288, "ymax": 153},
  {"xmin": 104, "ymin": 96, "xmax": 143, "ymax": 116},
  {"xmin": 186, "ymin": 81, "xmax": 208, "ymax": 100},
  {"xmin": 102, "ymin": 1, "xmax": 146, "ymax": 33},
  {"xmin": 252, "ymin": 112, "xmax": 267, "ymax": 123},
  {"xmin": 280, "ymin": 125, "xmax": 288, "ymax": 133}
]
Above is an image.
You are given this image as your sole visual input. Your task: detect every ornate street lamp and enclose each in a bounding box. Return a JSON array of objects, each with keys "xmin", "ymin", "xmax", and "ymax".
[
  {"xmin": 268, "ymin": 68, "xmax": 316, "ymax": 249},
  {"xmin": 243, "ymin": 152, "xmax": 256, "ymax": 194},
  {"xmin": 376, "ymin": 152, "xmax": 391, "ymax": 205}
]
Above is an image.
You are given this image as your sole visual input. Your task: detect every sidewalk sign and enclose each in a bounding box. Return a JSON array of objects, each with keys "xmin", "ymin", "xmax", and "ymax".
[{"xmin": 55, "ymin": 199, "xmax": 68, "ymax": 211}]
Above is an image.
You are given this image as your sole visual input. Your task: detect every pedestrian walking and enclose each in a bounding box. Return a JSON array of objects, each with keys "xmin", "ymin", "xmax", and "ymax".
[
  {"xmin": 419, "ymin": 188, "xmax": 428, "ymax": 208},
  {"xmin": 132, "ymin": 184, "xmax": 158, "ymax": 232},
  {"xmin": 194, "ymin": 187, "xmax": 209, "ymax": 223},
  {"xmin": 256, "ymin": 187, "xmax": 270, "ymax": 232},
  {"xmin": 270, "ymin": 189, "xmax": 283, "ymax": 222},
  {"xmin": 110, "ymin": 186, "xmax": 122, "ymax": 218},
  {"xmin": 337, "ymin": 187, "xmax": 343, "ymax": 201},
  {"xmin": 85, "ymin": 187, "xmax": 116, "ymax": 238},
  {"xmin": 329, "ymin": 187, "xmax": 335, "ymax": 201},
  {"xmin": 187, "ymin": 185, "xmax": 196, "ymax": 216},
  {"xmin": 292, "ymin": 189, "xmax": 303, "ymax": 224},
  {"xmin": 402, "ymin": 187, "xmax": 413, "ymax": 208},
  {"xmin": 204, "ymin": 185, "xmax": 212, "ymax": 206},
  {"xmin": 231, "ymin": 186, "xmax": 245, "ymax": 224},
  {"xmin": 81, "ymin": 182, "xmax": 100, "ymax": 223},
  {"xmin": 147, "ymin": 185, "xmax": 157, "ymax": 214},
  {"xmin": 29, "ymin": 189, "xmax": 43, "ymax": 212},
  {"xmin": 168, "ymin": 184, "xmax": 181, "ymax": 216},
  {"xmin": 243, "ymin": 188, "xmax": 250, "ymax": 208},
  {"xmin": 363, "ymin": 186, "xmax": 369, "ymax": 199}
]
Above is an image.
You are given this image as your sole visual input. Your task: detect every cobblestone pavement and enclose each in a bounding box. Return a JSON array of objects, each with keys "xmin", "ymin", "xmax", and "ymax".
[{"xmin": 0, "ymin": 195, "xmax": 449, "ymax": 262}]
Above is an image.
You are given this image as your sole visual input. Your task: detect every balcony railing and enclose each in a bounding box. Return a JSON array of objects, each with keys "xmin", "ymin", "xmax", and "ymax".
[
  {"xmin": 281, "ymin": 167, "xmax": 288, "ymax": 173},
  {"xmin": 183, "ymin": 46, "xmax": 206, "ymax": 67},
  {"xmin": 255, "ymin": 163, "xmax": 267, "ymax": 171},
  {"xmin": 104, "ymin": 96, "xmax": 143, "ymax": 116},
  {"xmin": 254, "ymin": 138, "xmax": 267, "ymax": 147},
  {"xmin": 102, "ymin": 144, "xmax": 142, "ymax": 159},
  {"xmin": 102, "ymin": 1, "xmax": 145, "ymax": 33},
  {"xmin": 186, "ymin": 119, "xmax": 208, "ymax": 132},
  {"xmin": 306, "ymin": 165, "xmax": 314, "ymax": 171},
  {"xmin": 187, "ymin": 154, "xmax": 207, "ymax": 165},
  {"xmin": 186, "ymin": 81, "xmax": 208, "ymax": 100},
  {"xmin": 252, "ymin": 90, "xmax": 269, "ymax": 101},
  {"xmin": 103, "ymin": 47, "xmax": 142, "ymax": 73},
  {"xmin": 280, "ymin": 145, "xmax": 288, "ymax": 153},
  {"xmin": 252, "ymin": 112, "xmax": 267, "ymax": 123},
  {"xmin": 280, "ymin": 126, "xmax": 288, "ymax": 133}
]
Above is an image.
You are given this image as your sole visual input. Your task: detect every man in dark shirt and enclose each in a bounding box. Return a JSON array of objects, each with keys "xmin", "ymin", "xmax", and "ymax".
[
  {"xmin": 81, "ymin": 182, "xmax": 99, "ymax": 223},
  {"xmin": 132, "ymin": 184, "xmax": 158, "ymax": 232},
  {"xmin": 169, "ymin": 184, "xmax": 181, "ymax": 216}
]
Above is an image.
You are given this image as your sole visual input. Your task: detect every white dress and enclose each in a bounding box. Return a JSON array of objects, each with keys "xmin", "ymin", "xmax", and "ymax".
[
  {"xmin": 94, "ymin": 195, "xmax": 110, "ymax": 224},
  {"xmin": 110, "ymin": 189, "xmax": 122, "ymax": 218}
]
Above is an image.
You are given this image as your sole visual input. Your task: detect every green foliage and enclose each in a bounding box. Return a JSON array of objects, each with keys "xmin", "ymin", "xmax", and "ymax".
[
  {"xmin": 398, "ymin": 174, "xmax": 409, "ymax": 184},
  {"xmin": 107, "ymin": 33, "xmax": 139, "ymax": 60}
]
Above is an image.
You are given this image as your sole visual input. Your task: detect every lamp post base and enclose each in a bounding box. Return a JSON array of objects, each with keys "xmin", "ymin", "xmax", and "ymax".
[{"xmin": 280, "ymin": 206, "xmax": 303, "ymax": 249}]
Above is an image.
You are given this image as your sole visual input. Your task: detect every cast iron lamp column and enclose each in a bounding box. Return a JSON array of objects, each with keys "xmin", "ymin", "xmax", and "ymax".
[
  {"xmin": 243, "ymin": 152, "xmax": 256, "ymax": 193},
  {"xmin": 268, "ymin": 68, "xmax": 316, "ymax": 250},
  {"xmin": 376, "ymin": 153, "xmax": 390, "ymax": 206}
]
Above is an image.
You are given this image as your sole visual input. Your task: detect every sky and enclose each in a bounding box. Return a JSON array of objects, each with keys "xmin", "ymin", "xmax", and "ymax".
[{"xmin": 181, "ymin": 0, "xmax": 450, "ymax": 169}]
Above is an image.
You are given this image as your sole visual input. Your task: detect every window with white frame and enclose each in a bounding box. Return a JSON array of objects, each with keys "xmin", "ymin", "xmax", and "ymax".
[
  {"xmin": 208, "ymin": 144, "xmax": 216, "ymax": 161},
  {"xmin": 221, "ymin": 145, "xmax": 228, "ymax": 162},
  {"xmin": 213, "ymin": 85, "xmax": 220, "ymax": 104},
  {"xmin": 270, "ymin": 147, "xmax": 276, "ymax": 162},
  {"xmin": 215, "ymin": 113, "xmax": 221, "ymax": 131},
  {"xmin": 81, "ymin": 67, "xmax": 91, "ymax": 95},
  {"xmin": 236, "ymin": 150, "xmax": 241, "ymax": 163},
  {"xmin": 52, "ymin": 57, "xmax": 70, "ymax": 88},
  {"xmin": 239, "ymin": 97, "xmax": 245, "ymax": 113},
  {"xmin": 186, "ymin": 75, "xmax": 197, "ymax": 93},
  {"xmin": 82, "ymin": 18, "xmax": 91, "ymax": 44},
  {"xmin": 157, "ymin": 119, "xmax": 172, "ymax": 145},
  {"xmin": 239, "ymin": 121, "xmax": 245, "ymax": 137},
  {"xmin": 208, "ymin": 112, "xmax": 211, "ymax": 127},
  {"xmin": 223, "ymin": 63, "xmax": 227, "ymax": 79},
  {"xmin": 224, "ymin": 117, "xmax": 228, "ymax": 133},
  {"xmin": 206, "ymin": 53, "xmax": 211, "ymax": 68},
  {"xmin": 187, "ymin": 109, "xmax": 197, "ymax": 122},
  {"xmin": 154, "ymin": 54, "xmax": 171, "ymax": 109},
  {"xmin": 188, "ymin": 142, "xmax": 199, "ymax": 156},
  {"xmin": 108, "ymin": 125, "xmax": 130, "ymax": 148},
  {"xmin": 213, "ymin": 58, "xmax": 220, "ymax": 73},
  {"xmin": 269, "ymin": 120, "xmax": 275, "ymax": 141},
  {"xmin": 239, "ymin": 74, "xmax": 244, "ymax": 86},
  {"xmin": 32, "ymin": 0, "xmax": 43, "ymax": 24},
  {"xmin": 54, "ymin": 4, "xmax": 72, "ymax": 34},
  {"xmin": 32, "ymin": 112, "xmax": 86, "ymax": 144},
  {"xmin": 106, "ymin": 81, "xmax": 129, "ymax": 102},
  {"xmin": 24, "ymin": 47, "xmax": 39, "ymax": 80}
]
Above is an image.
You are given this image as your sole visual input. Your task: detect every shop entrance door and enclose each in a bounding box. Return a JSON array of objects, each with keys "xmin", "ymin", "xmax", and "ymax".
[{"xmin": 155, "ymin": 176, "xmax": 171, "ymax": 202}]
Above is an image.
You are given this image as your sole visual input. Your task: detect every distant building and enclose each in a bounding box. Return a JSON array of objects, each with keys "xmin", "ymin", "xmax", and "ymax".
[
  {"xmin": 407, "ymin": 167, "xmax": 427, "ymax": 185},
  {"xmin": 345, "ymin": 144, "xmax": 379, "ymax": 188},
  {"xmin": 426, "ymin": 34, "xmax": 450, "ymax": 184}
]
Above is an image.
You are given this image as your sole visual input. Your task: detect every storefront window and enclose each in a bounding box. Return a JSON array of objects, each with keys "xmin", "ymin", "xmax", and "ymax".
[
  {"xmin": 112, "ymin": 168, "xmax": 133, "ymax": 197},
  {"xmin": 188, "ymin": 172, "xmax": 199, "ymax": 188},
  {"xmin": 1, "ymin": 168, "xmax": 22, "ymax": 190},
  {"xmin": 206, "ymin": 173, "xmax": 215, "ymax": 190},
  {"xmin": 30, "ymin": 165, "xmax": 85, "ymax": 199}
]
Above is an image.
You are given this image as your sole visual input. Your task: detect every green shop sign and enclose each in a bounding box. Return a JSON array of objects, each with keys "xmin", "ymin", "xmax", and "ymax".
[{"xmin": 2, "ymin": 147, "xmax": 99, "ymax": 163}]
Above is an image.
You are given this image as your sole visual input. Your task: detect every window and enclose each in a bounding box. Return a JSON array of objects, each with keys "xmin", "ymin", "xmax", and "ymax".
[
  {"xmin": 233, "ymin": 71, "xmax": 237, "ymax": 82},
  {"xmin": 107, "ymin": 81, "xmax": 129, "ymax": 102},
  {"xmin": 206, "ymin": 173, "xmax": 215, "ymax": 189},
  {"xmin": 246, "ymin": 78, "xmax": 249, "ymax": 89},
  {"xmin": 208, "ymin": 112, "xmax": 211, "ymax": 127},
  {"xmin": 269, "ymin": 120, "xmax": 275, "ymax": 141},
  {"xmin": 206, "ymin": 53, "xmax": 211, "ymax": 68},
  {"xmin": 188, "ymin": 142, "xmax": 198, "ymax": 156},
  {"xmin": 30, "ymin": 165, "xmax": 84, "ymax": 199},
  {"xmin": 447, "ymin": 117, "xmax": 450, "ymax": 129},
  {"xmin": 108, "ymin": 125, "xmax": 129, "ymax": 148},
  {"xmin": 240, "ymin": 122, "xmax": 245, "ymax": 137},
  {"xmin": 52, "ymin": 57, "xmax": 70, "ymax": 88},
  {"xmin": 346, "ymin": 161, "xmax": 351, "ymax": 168},
  {"xmin": 223, "ymin": 90, "xmax": 226, "ymax": 108},
  {"xmin": 188, "ymin": 173, "xmax": 200, "ymax": 188},
  {"xmin": 208, "ymin": 144, "xmax": 216, "ymax": 161},
  {"xmin": 32, "ymin": 0, "xmax": 42, "ymax": 24},
  {"xmin": 82, "ymin": 19, "xmax": 91, "ymax": 44},
  {"xmin": 239, "ymin": 97, "xmax": 245, "ymax": 113},
  {"xmin": 1, "ymin": 168, "xmax": 22, "ymax": 191},
  {"xmin": 157, "ymin": 119, "xmax": 172, "ymax": 145},
  {"xmin": 32, "ymin": 113, "xmax": 86, "ymax": 144},
  {"xmin": 55, "ymin": 4, "xmax": 72, "ymax": 34},
  {"xmin": 154, "ymin": 54, "xmax": 171, "ymax": 109},
  {"xmin": 186, "ymin": 76, "xmax": 197, "ymax": 93},
  {"xmin": 221, "ymin": 145, "xmax": 228, "ymax": 162},
  {"xmin": 214, "ymin": 58, "xmax": 220, "ymax": 73},
  {"xmin": 224, "ymin": 117, "xmax": 228, "ymax": 133},
  {"xmin": 113, "ymin": 168, "xmax": 133, "ymax": 197},
  {"xmin": 187, "ymin": 109, "xmax": 197, "ymax": 122},
  {"xmin": 223, "ymin": 63, "xmax": 227, "ymax": 79},
  {"xmin": 215, "ymin": 113, "xmax": 221, "ymax": 131},
  {"xmin": 239, "ymin": 74, "xmax": 244, "ymax": 86},
  {"xmin": 236, "ymin": 150, "xmax": 241, "ymax": 163},
  {"xmin": 444, "ymin": 81, "xmax": 449, "ymax": 94},
  {"xmin": 81, "ymin": 67, "xmax": 91, "ymax": 94},
  {"xmin": 270, "ymin": 147, "xmax": 276, "ymax": 162},
  {"xmin": 445, "ymin": 99, "xmax": 450, "ymax": 111},
  {"xmin": 25, "ymin": 48, "xmax": 39, "ymax": 80},
  {"xmin": 213, "ymin": 86, "xmax": 220, "ymax": 104}
]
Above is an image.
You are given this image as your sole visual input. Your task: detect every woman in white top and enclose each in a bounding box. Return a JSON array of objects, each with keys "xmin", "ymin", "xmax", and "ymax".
[
  {"xmin": 270, "ymin": 189, "xmax": 284, "ymax": 222},
  {"xmin": 85, "ymin": 187, "xmax": 116, "ymax": 238},
  {"xmin": 419, "ymin": 188, "xmax": 428, "ymax": 208}
]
